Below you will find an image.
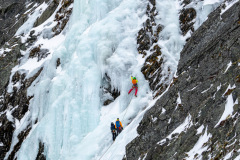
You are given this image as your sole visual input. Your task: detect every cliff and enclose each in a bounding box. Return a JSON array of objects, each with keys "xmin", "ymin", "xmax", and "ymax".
[{"xmin": 126, "ymin": 2, "xmax": 240, "ymax": 160}]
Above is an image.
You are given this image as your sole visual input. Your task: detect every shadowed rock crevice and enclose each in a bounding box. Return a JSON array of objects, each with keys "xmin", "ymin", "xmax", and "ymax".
[
  {"xmin": 101, "ymin": 73, "xmax": 120, "ymax": 106},
  {"xmin": 36, "ymin": 142, "xmax": 46, "ymax": 160}
]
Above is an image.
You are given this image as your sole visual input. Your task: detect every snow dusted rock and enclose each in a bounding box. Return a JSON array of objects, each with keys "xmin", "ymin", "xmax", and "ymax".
[
  {"xmin": 0, "ymin": 0, "xmax": 52, "ymax": 47},
  {"xmin": 179, "ymin": 7, "xmax": 196, "ymax": 36},
  {"xmin": 33, "ymin": 0, "xmax": 59, "ymax": 27},
  {"xmin": 52, "ymin": 0, "xmax": 73, "ymax": 35},
  {"xmin": 0, "ymin": 0, "xmax": 74, "ymax": 159},
  {"xmin": 137, "ymin": 0, "xmax": 177, "ymax": 98},
  {"xmin": 0, "ymin": 37, "xmax": 22, "ymax": 95},
  {"xmin": 126, "ymin": 1, "xmax": 240, "ymax": 160}
]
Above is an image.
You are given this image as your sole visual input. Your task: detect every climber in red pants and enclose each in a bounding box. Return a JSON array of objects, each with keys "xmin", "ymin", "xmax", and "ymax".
[{"xmin": 128, "ymin": 76, "xmax": 138, "ymax": 97}]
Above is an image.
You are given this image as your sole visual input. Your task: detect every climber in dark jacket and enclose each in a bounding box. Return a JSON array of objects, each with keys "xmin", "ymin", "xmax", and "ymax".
[{"xmin": 110, "ymin": 122, "xmax": 117, "ymax": 141}]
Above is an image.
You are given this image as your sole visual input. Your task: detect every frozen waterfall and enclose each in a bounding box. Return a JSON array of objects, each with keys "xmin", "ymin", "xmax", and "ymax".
[{"xmin": 4, "ymin": 0, "xmax": 226, "ymax": 159}]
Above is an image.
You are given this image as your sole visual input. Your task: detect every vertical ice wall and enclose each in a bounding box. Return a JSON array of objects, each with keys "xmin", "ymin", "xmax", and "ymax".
[
  {"xmin": 6, "ymin": 0, "xmax": 123, "ymax": 159},
  {"xmin": 6, "ymin": 0, "xmax": 150, "ymax": 159}
]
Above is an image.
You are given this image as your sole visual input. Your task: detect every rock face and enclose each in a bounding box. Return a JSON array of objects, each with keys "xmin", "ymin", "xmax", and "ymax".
[
  {"xmin": 0, "ymin": 0, "xmax": 73, "ymax": 159},
  {"xmin": 137, "ymin": 0, "xmax": 169, "ymax": 98},
  {"xmin": 0, "ymin": 0, "xmax": 51, "ymax": 47},
  {"xmin": 126, "ymin": 2, "xmax": 240, "ymax": 160}
]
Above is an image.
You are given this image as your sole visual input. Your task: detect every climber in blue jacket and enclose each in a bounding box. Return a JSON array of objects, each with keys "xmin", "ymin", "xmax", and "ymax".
[{"xmin": 110, "ymin": 122, "xmax": 117, "ymax": 141}]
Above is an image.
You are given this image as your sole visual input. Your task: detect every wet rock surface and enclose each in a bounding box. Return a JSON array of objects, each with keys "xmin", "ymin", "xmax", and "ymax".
[{"xmin": 126, "ymin": 2, "xmax": 240, "ymax": 160}]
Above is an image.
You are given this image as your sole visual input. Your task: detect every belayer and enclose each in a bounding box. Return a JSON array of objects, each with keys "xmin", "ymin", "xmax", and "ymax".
[
  {"xmin": 110, "ymin": 122, "xmax": 117, "ymax": 141},
  {"xmin": 128, "ymin": 76, "xmax": 138, "ymax": 97},
  {"xmin": 115, "ymin": 118, "xmax": 123, "ymax": 135}
]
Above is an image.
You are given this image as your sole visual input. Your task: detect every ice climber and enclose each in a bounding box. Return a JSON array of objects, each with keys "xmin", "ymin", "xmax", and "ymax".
[
  {"xmin": 115, "ymin": 118, "xmax": 123, "ymax": 135},
  {"xmin": 128, "ymin": 76, "xmax": 138, "ymax": 97},
  {"xmin": 110, "ymin": 122, "xmax": 117, "ymax": 141}
]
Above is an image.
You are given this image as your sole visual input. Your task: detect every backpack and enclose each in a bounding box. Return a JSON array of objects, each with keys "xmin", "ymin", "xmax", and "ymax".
[
  {"xmin": 132, "ymin": 79, "xmax": 137, "ymax": 84},
  {"xmin": 116, "ymin": 121, "xmax": 121, "ymax": 127}
]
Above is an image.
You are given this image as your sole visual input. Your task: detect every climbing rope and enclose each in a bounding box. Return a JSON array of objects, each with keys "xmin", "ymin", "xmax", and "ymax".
[
  {"xmin": 99, "ymin": 91, "xmax": 134, "ymax": 160},
  {"xmin": 99, "ymin": 141, "xmax": 114, "ymax": 160}
]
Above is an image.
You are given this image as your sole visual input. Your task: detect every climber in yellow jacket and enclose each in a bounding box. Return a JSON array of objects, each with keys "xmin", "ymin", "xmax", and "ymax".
[{"xmin": 128, "ymin": 76, "xmax": 138, "ymax": 97}]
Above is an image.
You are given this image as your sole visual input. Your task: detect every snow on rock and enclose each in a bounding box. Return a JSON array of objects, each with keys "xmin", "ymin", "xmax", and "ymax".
[
  {"xmin": 185, "ymin": 0, "xmax": 225, "ymax": 30},
  {"xmin": 185, "ymin": 127, "xmax": 212, "ymax": 160},
  {"xmin": 224, "ymin": 61, "xmax": 232, "ymax": 74},
  {"xmin": 158, "ymin": 114, "xmax": 193, "ymax": 145},
  {"xmin": 16, "ymin": 2, "xmax": 49, "ymax": 35},
  {"xmin": 224, "ymin": 150, "xmax": 234, "ymax": 160},
  {"xmin": 221, "ymin": 0, "xmax": 239, "ymax": 15},
  {"xmin": 175, "ymin": 92, "xmax": 182, "ymax": 110},
  {"xmin": 215, "ymin": 84, "xmax": 237, "ymax": 127},
  {"xmin": 197, "ymin": 125, "xmax": 204, "ymax": 134}
]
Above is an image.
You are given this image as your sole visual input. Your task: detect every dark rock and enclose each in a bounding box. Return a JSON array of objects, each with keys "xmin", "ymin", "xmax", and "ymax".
[
  {"xmin": 0, "ymin": 67, "xmax": 43, "ymax": 158},
  {"xmin": 36, "ymin": 142, "xmax": 46, "ymax": 160},
  {"xmin": 29, "ymin": 46, "xmax": 50, "ymax": 61},
  {"xmin": 8, "ymin": 126, "xmax": 32, "ymax": 160},
  {"xmin": 0, "ymin": 39, "xmax": 21, "ymax": 95},
  {"xmin": 0, "ymin": 116, "xmax": 14, "ymax": 160},
  {"xmin": 33, "ymin": 1, "xmax": 59, "ymax": 27},
  {"xmin": 52, "ymin": 0, "xmax": 73, "ymax": 35},
  {"xmin": 101, "ymin": 73, "xmax": 120, "ymax": 106},
  {"xmin": 56, "ymin": 58, "xmax": 61, "ymax": 68},
  {"xmin": 179, "ymin": 8, "xmax": 196, "ymax": 36}
]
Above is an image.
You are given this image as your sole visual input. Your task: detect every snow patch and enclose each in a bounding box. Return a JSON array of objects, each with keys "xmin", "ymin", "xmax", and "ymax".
[
  {"xmin": 224, "ymin": 61, "xmax": 232, "ymax": 74},
  {"xmin": 215, "ymin": 90, "xmax": 238, "ymax": 127},
  {"xmin": 224, "ymin": 150, "xmax": 233, "ymax": 160},
  {"xmin": 158, "ymin": 114, "xmax": 193, "ymax": 145},
  {"xmin": 197, "ymin": 125, "xmax": 204, "ymax": 134},
  {"xmin": 16, "ymin": 2, "xmax": 49, "ymax": 35},
  {"xmin": 201, "ymin": 84, "xmax": 213, "ymax": 93},
  {"xmin": 185, "ymin": 127, "xmax": 212, "ymax": 160},
  {"xmin": 221, "ymin": 0, "xmax": 239, "ymax": 15},
  {"xmin": 175, "ymin": 92, "xmax": 181, "ymax": 110},
  {"xmin": 185, "ymin": 0, "xmax": 225, "ymax": 30},
  {"xmin": 6, "ymin": 110, "xmax": 14, "ymax": 122},
  {"xmin": 161, "ymin": 108, "xmax": 166, "ymax": 114}
]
